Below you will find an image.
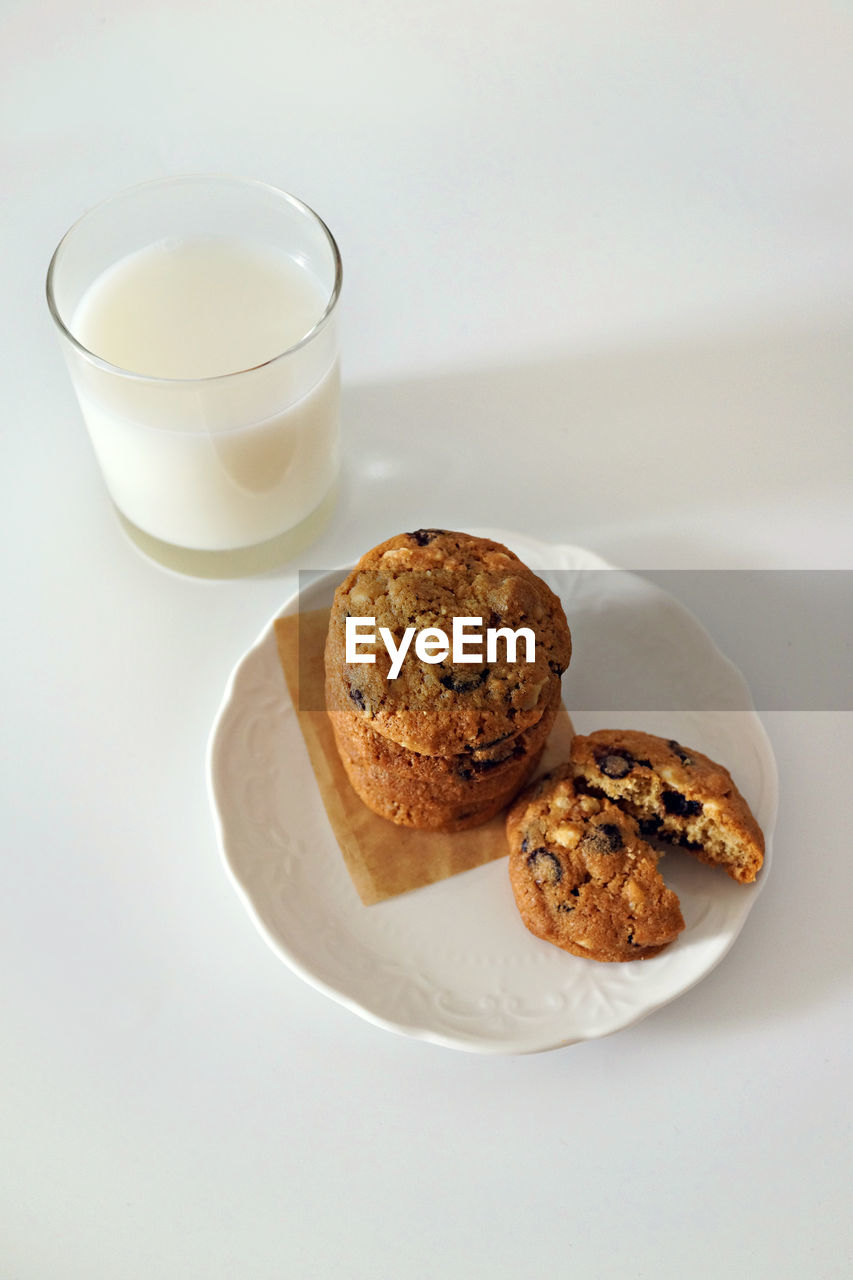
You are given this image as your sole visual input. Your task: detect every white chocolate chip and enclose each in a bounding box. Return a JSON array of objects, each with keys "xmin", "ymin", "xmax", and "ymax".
[
  {"xmin": 518, "ymin": 678, "xmax": 547, "ymax": 711},
  {"xmin": 348, "ymin": 584, "xmax": 375, "ymax": 607},
  {"xmin": 380, "ymin": 548, "xmax": 414, "ymax": 567},
  {"xmin": 623, "ymin": 878, "xmax": 645, "ymax": 910},
  {"xmin": 551, "ymin": 822, "xmax": 582, "ymax": 849}
]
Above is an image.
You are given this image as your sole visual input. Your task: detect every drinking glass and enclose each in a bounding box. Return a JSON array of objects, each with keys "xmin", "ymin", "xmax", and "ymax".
[{"xmin": 46, "ymin": 175, "xmax": 342, "ymax": 576}]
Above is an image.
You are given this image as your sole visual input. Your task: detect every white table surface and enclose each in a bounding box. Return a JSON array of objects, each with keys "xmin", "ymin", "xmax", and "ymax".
[{"xmin": 3, "ymin": 4, "xmax": 852, "ymax": 1277}]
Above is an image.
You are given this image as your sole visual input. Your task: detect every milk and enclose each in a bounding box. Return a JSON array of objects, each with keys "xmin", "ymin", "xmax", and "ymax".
[{"xmin": 68, "ymin": 237, "xmax": 340, "ymax": 551}]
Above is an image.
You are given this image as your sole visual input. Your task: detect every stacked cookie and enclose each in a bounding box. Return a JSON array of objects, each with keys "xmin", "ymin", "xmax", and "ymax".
[{"xmin": 324, "ymin": 529, "xmax": 572, "ymax": 831}]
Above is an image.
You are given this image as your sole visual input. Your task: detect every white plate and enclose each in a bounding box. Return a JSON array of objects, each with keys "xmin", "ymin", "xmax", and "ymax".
[{"xmin": 207, "ymin": 531, "xmax": 777, "ymax": 1054}]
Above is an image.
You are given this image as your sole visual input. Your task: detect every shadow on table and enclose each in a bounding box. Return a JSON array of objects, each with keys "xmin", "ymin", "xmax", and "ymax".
[{"xmin": 333, "ymin": 310, "xmax": 852, "ymax": 564}]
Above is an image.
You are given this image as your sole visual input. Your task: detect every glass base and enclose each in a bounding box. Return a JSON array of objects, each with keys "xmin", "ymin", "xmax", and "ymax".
[{"xmin": 114, "ymin": 481, "xmax": 338, "ymax": 579}]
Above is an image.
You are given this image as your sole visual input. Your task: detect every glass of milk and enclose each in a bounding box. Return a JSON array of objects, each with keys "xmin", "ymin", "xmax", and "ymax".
[{"xmin": 46, "ymin": 175, "xmax": 342, "ymax": 576}]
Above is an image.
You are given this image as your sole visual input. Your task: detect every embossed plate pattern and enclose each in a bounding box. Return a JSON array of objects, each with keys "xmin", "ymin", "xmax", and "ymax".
[{"xmin": 207, "ymin": 531, "xmax": 777, "ymax": 1053}]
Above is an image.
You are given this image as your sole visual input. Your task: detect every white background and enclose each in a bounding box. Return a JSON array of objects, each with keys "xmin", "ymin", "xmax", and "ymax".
[{"xmin": 3, "ymin": 3, "xmax": 852, "ymax": 1277}]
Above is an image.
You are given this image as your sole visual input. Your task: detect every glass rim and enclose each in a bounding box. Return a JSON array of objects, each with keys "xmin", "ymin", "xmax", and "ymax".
[{"xmin": 45, "ymin": 173, "xmax": 343, "ymax": 386}]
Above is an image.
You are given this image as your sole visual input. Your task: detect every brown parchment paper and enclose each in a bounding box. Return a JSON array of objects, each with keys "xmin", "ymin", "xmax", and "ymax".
[{"xmin": 274, "ymin": 608, "xmax": 575, "ymax": 905}]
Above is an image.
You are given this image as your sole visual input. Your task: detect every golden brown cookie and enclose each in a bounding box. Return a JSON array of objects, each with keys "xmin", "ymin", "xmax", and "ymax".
[
  {"xmin": 507, "ymin": 766, "xmax": 685, "ymax": 961},
  {"xmin": 569, "ymin": 729, "xmax": 764, "ymax": 884},
  {"xmin": 324, "ymin": 529, "xmax": 571, "ymax": 756},
  {"xmin": 329, "ymin": 676, "xmax": 561, "ymax": 831}
]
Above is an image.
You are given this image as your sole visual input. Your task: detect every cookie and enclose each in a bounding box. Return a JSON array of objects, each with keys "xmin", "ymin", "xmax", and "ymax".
[
  {"xmin": 507, "ymin": 766, "xmax": 685, "ymax": 961},
  {"xmin": 325, "ymin": 529, "xmax": 571, "ymax": 756},
  {"xmin": 569, "ymin": 730, "xmax": 764, "ymax": 884},
  {"xmin": 329, "ymin": 675, "xmax": 561, "ymax": 831}
]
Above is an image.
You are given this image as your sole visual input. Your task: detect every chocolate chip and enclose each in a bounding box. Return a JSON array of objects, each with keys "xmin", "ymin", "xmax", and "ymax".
[
  {"xmin": 520, "ymin": 837, "xmax": 529, "ymax": 853},
  {"xmin": 627, "ymin": 932, "xmax": 642, "ymax": 947},
  {"xmin": 582, "ymin": 822, "xmax": 624, "ymax": 854},
  {"xmin": 556, "ymin": 903, "xmax": 575, "ymax": 914},
  {"xmin": 408, "ymin": 528, "xmax": 445, "ymax": 546},
  {"xmin": 440, "ymin": 667, "xmax": 490, "ymax": 693},
  {"xmin": 468, "ymin": 755, "xmax": 504, "ymax": 775},
  {"xmin": 597, "ymin": 751, "xmax": 634, "ymax": 779},
  {"xmin": 527, "ymin": 848, "xmax": 563, "ymax": 886},
  {"xmin": 598, "ymin": 822, "xmax": 624, "ymax": 851},
  {"xmin": 471, "ymin": 730, "xmax": 516, "ymax": 751},
  {"xmin": 668, "ymin": 739, "xmax": 695, "ymax": 766},
  {"xmin": 570, "ymin": 872, "xmax": 591, "ymax": 897},
  {"xmin": 662, "ymin": 790, "xmax": 703, "ymax": 817},
  {"xmin": 639, "ymin": 815, "xmax": 663, "ymax": 838},
  {"xmin": 348, "ymin": 686, "xmax": 366, "ymax": 711}
]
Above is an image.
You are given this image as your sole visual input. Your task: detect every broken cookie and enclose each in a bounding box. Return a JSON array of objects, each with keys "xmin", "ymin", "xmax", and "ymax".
[
  {"xmin": 569, "ymin": 730, "xmax": 764, "ymax": 884},
  {"xmin": 507, "ymin": 765, "xmax": 685, "ymax": 962}
]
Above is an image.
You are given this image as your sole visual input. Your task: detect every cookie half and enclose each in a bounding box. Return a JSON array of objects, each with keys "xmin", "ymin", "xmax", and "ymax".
[
  {"xmin": 507, "ymin": 766, "xmax": 685, "ymax": 962},
  {"xmin": 569, "ymin": 730, "xmax": 764, "ymax": 884}
]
